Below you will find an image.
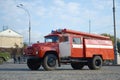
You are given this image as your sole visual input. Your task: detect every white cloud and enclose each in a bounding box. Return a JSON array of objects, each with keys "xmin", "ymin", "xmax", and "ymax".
[
  {"xmin": 67, "ymin": 2, "xmax": 80, "ymax": 15},
  {"xmin": 91, "ymin": 0, "xmax": 112, "ymax": 10},
  {"xmin": 53, "ymin": 0, "xmax": 65, "ymax": 7},
  {"xmin": 35, "ymin": 6, "xmax": 47, "ymax": 17}
]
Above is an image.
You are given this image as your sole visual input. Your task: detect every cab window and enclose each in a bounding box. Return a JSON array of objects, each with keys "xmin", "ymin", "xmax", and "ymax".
[
  {"xmin": 63, "ymin": 36, "xmax": 69, "ymax": 42},
  {"xmin": 45, "ymin": 36, "xmax": 59, "ymax": 42},
  {"xmin": 73, "ymin": 38, "xmax": 81, "ymax": 44}
]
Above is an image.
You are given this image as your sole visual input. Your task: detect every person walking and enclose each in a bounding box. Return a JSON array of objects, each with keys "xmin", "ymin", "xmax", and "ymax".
[
  {"xmin": 18, "ymin": 56, "xmax": 21, "ymax": 64},
  {"xmin": 12, "ymin": 48, "xmax": 17, "ymax": 64}
]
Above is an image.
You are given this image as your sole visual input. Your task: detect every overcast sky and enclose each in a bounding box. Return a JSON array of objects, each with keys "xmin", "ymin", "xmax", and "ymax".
[{"xmin": 0, "ymin": 0, "xmax": 120, "ymax": 43}]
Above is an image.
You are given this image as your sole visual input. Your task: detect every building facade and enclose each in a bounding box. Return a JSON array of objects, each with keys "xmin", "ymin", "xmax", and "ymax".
[{"xmin": 0, "ymin": 29, "xmax": 23, "ymax": 48}]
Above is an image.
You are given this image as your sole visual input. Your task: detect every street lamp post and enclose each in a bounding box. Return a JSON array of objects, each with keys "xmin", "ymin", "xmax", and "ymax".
[
  {"xmin": 113, "ymin": 0, "xmax": 118, "ymax": 64},
  {"xmin": 17, "ymin": 4, "xmax": 31, "ymax": 45}
]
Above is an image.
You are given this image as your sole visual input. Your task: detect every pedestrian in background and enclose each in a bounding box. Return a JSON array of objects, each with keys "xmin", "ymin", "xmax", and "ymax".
[
  {"xmin": 11, "ymin": 48, "xmax": 17, "ymax": 64},
  {"xmin": 18, "ymin": 56, "xmax": 21, "ymax": 64}
]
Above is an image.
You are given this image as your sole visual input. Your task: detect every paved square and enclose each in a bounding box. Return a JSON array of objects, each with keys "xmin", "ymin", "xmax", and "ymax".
[{"xmin": 0, "ymin": 63, "xmax": 120, "ymax": 80}]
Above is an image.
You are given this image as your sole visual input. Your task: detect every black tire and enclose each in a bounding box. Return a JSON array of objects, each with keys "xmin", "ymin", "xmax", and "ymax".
[
  {"xmin": 27, "ymin": 59, "xmax": 41, "ymax": 70},
  {"xmin": 71, "ymin": 62, "xmax": 84, "ymax": 70},
  {"xmin": 88, "ymin": 56, "xmax": 103, "ymax": 70},
  {"xmin": 42, "ymin": 54, "xmax": 58, "ymax": 71}
]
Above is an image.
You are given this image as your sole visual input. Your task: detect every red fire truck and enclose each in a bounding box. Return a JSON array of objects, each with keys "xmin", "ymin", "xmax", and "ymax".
[{"xmin": 25, "ymin": 29, "xmax": 114, "ymax": 71}]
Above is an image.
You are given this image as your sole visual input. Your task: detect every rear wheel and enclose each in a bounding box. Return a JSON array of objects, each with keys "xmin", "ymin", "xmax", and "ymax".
[
  {"xmin": 88, "ymin": 56, "xmax": 103, "ymax": 70},
  {"xmin": 71, "ymin": 62, "xmax": 84, "ymax": 70},
  {"xmin": 27, "ymin": 59, "xmax": 41, "ymax": 70},
  {"xmin": 42, "ymin": 54, "xmax": 58, "ymax": 71}
]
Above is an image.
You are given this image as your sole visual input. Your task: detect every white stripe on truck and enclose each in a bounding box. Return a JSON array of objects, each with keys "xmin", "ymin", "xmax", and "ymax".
[
  {"xmin": 72, "ymin": 44, "xmax": 83, "ymax": 48},
  {"xmin": 86, "ymin": 45, "xmax": 113, "ymax": 49}
]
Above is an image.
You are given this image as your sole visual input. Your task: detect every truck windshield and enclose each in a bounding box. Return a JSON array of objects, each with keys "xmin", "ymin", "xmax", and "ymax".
[{"xmin": 45, "ymin": 36, "xmax": 59, "ymax": 43}]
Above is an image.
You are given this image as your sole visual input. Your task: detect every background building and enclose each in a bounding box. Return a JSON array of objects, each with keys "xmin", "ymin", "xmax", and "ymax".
[{"xmin": 0, "ymin": 29, "xmax": 23, "ymax": 48}]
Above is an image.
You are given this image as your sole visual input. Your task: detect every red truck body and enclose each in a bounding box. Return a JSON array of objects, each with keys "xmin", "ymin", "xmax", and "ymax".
[{"xmin": 25, "ymin": 29, "xmax": 114, "ymax": 71}]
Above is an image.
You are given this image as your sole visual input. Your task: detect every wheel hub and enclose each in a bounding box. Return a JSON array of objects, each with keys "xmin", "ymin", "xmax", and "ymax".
[{"xmin": 47, "ymin": 57, "xmax": 56, "ymax": 67}]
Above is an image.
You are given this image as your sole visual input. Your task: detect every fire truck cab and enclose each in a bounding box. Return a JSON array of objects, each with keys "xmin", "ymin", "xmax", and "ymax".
[{"xmin": 25, "ymin": 29, "xmax": 114, "ymax": 71}]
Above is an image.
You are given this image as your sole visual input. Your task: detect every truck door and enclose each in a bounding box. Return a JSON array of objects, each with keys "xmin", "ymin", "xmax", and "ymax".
[
  {"xmin": 71, "ymin": 37, "xmax": 84, "ymax": 58},
  {"xmin": 59, "ymin": 36, "xmax": 71, "ymax": 58}
]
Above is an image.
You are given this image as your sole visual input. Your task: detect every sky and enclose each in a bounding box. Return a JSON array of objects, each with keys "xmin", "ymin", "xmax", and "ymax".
[{"xmin": 0, "ymin": 0, "xmax": 120, "ymax": 43}]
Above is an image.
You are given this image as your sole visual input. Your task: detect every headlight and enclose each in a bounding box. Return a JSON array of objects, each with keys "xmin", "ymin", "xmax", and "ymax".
[{"xmin": 36, "ymin": 51, "xmax": 39, "ymax": 54}]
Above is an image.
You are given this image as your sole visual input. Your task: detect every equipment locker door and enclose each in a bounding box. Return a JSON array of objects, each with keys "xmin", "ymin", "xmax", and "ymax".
[{"xmin": 71, "ymin": 37, "xmax": 84, "ymax": 57}]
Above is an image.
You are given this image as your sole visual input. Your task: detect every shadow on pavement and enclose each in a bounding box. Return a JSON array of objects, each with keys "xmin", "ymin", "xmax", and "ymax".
[
  {"xmin": 0, "ymin": 63, "xmax": 90, "ymax": 71},
  {"xmin": 0, "ymin": 67, "xmax": 90, "ymax": 72},
  {"xmin": 0, "ymin": 68, "xmax": 29, "ymax": 71}
]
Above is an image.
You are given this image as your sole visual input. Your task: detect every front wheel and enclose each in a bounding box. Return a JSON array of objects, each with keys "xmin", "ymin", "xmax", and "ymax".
[
  {"xmin": 42, "ymin": 54, "xmax": 58, "ymax": 71},
  {"xmin": 88, "ymin": 56, "xmax": 103, "ymax": 70},
  {"xmin": 27, "ymin": 59, "xmax": 41, "ymax": 70}
]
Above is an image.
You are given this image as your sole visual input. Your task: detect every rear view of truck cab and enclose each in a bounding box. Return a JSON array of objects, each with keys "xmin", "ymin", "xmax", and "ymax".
[{"xmin": 25, "ymin": 29, "xmax": 114, "ymax": 71}]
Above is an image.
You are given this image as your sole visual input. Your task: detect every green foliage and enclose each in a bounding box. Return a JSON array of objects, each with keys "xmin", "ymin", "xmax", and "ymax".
[
  {"xmin": 0, "ymin": 52, "xmax": 11, "ymax": 64},
  {"xmin": 101, "ymin": 33, "xmax": 114, "ymax": 42},
  {"xmin": 23, "ymin": 42, "xmax": 28, "ymax": 48}
]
